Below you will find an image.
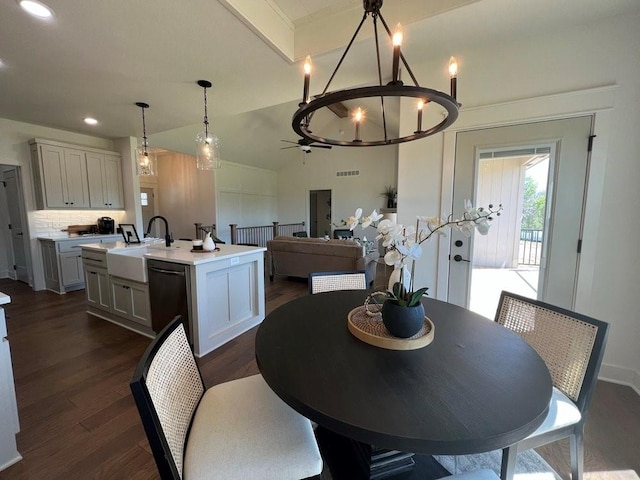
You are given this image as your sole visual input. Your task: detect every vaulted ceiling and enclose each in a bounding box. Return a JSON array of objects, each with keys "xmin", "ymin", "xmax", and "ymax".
[{"xmin": 1, "ymin": 0, "xmax": 638, "ymax": 170}]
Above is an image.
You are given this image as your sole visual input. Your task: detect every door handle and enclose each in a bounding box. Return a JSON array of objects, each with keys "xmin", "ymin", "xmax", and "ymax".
[
  {"xmin": 453, "ymin": 254, "xmax": 470, "ymax": 263},
  {"xmin": 148, "ymin": 267, "xmax": 186, "ymax": 276}
]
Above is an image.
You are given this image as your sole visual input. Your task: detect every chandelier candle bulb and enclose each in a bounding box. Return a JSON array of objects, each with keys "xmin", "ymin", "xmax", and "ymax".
[
  {"xmin": 354, "ymin": 108, "xmax": 363, "ymax": 142},
  {"xmin": 391, "ymin": 24, "xmax": 403, "ymax": 84},
  {"xmin": 302, "ymin": 55, "xmax": 312, "ymax": 104},
  {"xmin": 449, "ymin": 56, "xmax": 458, "ymax": 100},
  {"xmin": 416, "ymin": 100, "xmax": 424, "ymax": 133}
]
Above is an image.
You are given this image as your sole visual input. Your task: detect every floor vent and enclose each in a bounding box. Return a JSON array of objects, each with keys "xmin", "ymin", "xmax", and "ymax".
[{"xmin": 336, "ymin": 170, "xmax": 360, "ymax": 177}]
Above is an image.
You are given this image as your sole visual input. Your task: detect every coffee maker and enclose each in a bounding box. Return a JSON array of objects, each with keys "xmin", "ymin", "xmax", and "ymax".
[{"xmin": 97, "ymin": 217, "xmax": 115, "ymax": 234}]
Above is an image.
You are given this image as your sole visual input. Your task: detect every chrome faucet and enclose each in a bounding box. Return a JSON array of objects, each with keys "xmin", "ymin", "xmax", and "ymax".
[{"xmin": 146, "ymin": 216, "xmax": 172, "ymax": 247}]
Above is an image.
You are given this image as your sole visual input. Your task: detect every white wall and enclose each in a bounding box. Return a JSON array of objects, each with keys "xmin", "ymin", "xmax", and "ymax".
[
  {"xmin": 216, "ymin": 162, "xmax": 277, "ymax": 243},
  {"xmin": 277, "ymin": 140, "xmax": 398, "ymax": 240},
  {"xmin": 397, "ymin": 12, "xmax": 640, "ymax": 389}
]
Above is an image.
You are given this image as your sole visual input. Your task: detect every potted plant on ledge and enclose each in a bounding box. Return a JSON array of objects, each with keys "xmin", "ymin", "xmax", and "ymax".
[
  {"xmin": 349, "ymin": 201, "xmax": 502, "ymax": 338},
  {"xmin": 381, "ymin": 185, "xmax": 397, "ymax": 209}
]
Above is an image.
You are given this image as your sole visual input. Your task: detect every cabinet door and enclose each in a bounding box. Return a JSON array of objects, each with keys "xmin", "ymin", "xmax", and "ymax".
[
  {"xmin": 60, "ymin": 252, "xmax": 84, "ymax": 287},
  {"xmin": 111, "ymin": 278, "xmax": 132, "ymax": 318},
  {"xmin": 86, "ymin": 152, "xmax": 107, "ymax": 208},
  {"xmin": 130, "ymin": 283, "xmax": 151, "ymax": 327},
  {"xmin": 86, "ymin": 153, "xmax": 124, "ymax": 209},
  {"xmin": 103, "ymin": 156, "xmax": 124, "ymax": 209},
  {"xmin": 41, "ymin": 242, "xmax": 58, "ymax": 286},
  {"xmin": 110, "ymin": 278, "xmax": 150, "ymax": 326},
  {"xmin": 63, "ymin": 149, "xmax": 89, "ymax": 208},
  {"xmin": 85, "ymin": 266, "xmax": 111, "ymax": 311},
  {"xmin": 39, "ymin": 145, "xmax": 68, "ymax": 208},
  {"xmin": 0, "ymin": 338, "xmax": 21, "ymax": 438}
]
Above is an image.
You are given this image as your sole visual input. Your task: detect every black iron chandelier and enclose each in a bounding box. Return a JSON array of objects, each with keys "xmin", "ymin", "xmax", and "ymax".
[{"xmin": 292, "ymin": 0, "xmax": 460, "ymax": 147}]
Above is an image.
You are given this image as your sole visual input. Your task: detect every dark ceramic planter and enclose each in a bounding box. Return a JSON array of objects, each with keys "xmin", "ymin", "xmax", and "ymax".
[{"xmin": 381, "ymin": 300, "xmax": 425, "ymax": 338}]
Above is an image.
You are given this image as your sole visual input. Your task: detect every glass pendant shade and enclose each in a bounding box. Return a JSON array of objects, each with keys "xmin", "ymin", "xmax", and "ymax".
[
  {"xmin": 196, "ymin": 132, "xmax": 221, "ymax": 170},
  {"xmin": 136, "ymin": 145, "xmax": 158, "ymax": 176},
  {"xmin": 195, "ymin": 80, "xmax": 221, "ymax": 170},
  {"xmin": 135, "ymin": 101, "xmax": 157, "ymax": 176}
]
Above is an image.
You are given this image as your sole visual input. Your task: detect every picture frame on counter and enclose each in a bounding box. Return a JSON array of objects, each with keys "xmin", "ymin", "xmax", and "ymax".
[{"xmin": 120, "ymin": 224, "xmax": 141, "ymax": 244}]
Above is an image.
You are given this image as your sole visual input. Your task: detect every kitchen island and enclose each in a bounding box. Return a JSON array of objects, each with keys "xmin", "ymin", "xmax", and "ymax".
[{"xmin": 81, "ymin": 240, "xmax": 266, "ymax": 357}]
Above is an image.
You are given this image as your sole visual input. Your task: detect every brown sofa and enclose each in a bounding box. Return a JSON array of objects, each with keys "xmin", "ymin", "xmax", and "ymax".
[{"xmin": 266, "ymin": 236, "xmax": 378, "ymax": 286}]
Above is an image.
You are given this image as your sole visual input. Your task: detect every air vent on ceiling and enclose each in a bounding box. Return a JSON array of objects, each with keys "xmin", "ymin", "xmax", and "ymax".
[{"xmin": 336, "ymin": 170, "xmax": 360, "ymax": 177}]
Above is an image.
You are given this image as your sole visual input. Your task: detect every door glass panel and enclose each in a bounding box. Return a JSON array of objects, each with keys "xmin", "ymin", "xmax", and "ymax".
[{"xmin": 469, "ymin": 149, "xmax": 550, "ymax": 319}]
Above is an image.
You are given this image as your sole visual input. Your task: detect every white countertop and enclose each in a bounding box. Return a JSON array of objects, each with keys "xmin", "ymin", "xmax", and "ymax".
[
  {"xmin": 80, "ymin": 238, "xmax": 163, "ymax": 252},
  {"xmin": 0, "ymin": 292, "xmax": 10, "ymax": 305},
  {"xmin": 144, "ymin": 242, "xmax": 266, "ymax": 266},
  {"xmin": 38, "ymin": 233, "xmax": 122, "ymax": 242},
  {"xmin": 82, "ymin": 240, "xmax": 265, "ymax": 266}
]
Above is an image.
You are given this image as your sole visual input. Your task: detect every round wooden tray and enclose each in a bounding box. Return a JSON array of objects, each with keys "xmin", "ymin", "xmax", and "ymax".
[
  {"xmin": 190, "ymin": 247, "xmax": 220, "ymax": 253},
  {"xmin": 347, "ymin": 305, "xmax": 434, "ymax": 351}
]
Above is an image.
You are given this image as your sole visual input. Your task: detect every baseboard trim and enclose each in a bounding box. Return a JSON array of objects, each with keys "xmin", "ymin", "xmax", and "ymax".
[
  {"xmin": 599, "ymin": 363, "xmax": 640, "ymax": 395},
  {"xmin": 0, "ymin": 453, "xmax": 23, "ymax": 472}
]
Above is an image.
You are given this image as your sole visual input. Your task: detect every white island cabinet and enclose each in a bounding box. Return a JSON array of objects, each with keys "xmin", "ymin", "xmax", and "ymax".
[
  {"xmin": 160, "ymin": 245, "xmax": 265, "ymax": 357},
  {"xmin": 81, "ymin": 241, "xmax": 266, "ymax": 357},
  {"xmin": 0, "ymin": 292, "xmax": 21, "ymax": 472}
]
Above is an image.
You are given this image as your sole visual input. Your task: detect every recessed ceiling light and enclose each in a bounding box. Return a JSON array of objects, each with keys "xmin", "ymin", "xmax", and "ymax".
[
  {"xmin": 84, "ymin": 117, "xmax": 99, "ymax": 126},
  {"xmin": 17, "ymin": 0, "xmax": 54, "ymax": 19},
  {"xmin": 0, "ymin": 58, "xmax": 5, "ymax": 68}
]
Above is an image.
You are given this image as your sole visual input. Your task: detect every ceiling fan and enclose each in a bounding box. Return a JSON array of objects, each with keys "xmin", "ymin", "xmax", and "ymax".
[{"xmin": 280, "ymin": 138, "xmax": 332, "ymax": 153}]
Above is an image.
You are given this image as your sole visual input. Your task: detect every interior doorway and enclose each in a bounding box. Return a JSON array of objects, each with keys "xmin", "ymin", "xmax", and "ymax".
[
  {"xmin": 309, "ymin": 190, "xmax": 332, "ymax": 238},
  {"xmin": 1, "ymin": 166, "xmax": 31, "ymax": 284},
  {"xmin": 447, "ymin": 116, "xmax": 593, "ymax": 316},
  {"xmin": 140, "ymin": 186, "xmax": 159, "ymax": 238}
]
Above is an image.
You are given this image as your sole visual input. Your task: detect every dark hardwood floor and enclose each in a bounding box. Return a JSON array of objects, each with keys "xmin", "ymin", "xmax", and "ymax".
[{"xmin": 0, "ymin": 275, "xmax": 638, "ymax": 479}]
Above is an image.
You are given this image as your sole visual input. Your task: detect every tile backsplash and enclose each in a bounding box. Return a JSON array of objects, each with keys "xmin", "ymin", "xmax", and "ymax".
[{"xmin": 33, "ymin": 210, "xmax": 126, "ymax": 237}]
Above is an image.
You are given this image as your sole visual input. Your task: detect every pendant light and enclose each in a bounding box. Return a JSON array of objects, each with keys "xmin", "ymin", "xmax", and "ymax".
[
  {"xmin": 195, "ymin": 80, "xmax": 221, "ymax": 170},
  {"xmin": 135, "ymin": 102, "xmax": 157, "ymax": 176}
]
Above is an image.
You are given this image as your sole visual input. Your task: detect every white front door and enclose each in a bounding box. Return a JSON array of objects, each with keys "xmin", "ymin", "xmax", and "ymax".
[
  {"xmin": 3, "ymin": 168, "xmax": 30, "ymax": 283},
  {"xmin": 447, "ymin": 116, "xmax": 593, "ymax": 314}
]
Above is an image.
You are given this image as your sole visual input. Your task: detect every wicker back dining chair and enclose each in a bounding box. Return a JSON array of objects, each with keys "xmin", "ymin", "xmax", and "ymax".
[
  {"xmin": 309, "ymin": 270, "xmax": 367, "ymax": 294},
  {"xmin": 130, "ymin": 316, "xmax": 322, "ymax": 480},
  {"xmin": 494, "ymin": 291, "xmax": 609, "ymax": 480}
]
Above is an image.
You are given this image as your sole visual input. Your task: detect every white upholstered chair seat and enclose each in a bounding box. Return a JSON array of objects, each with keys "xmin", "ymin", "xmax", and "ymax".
[
  {"xmin": 184, "ymin": 374, "xmax": 323, "ymax": 480},
  {"xmin": 526, "ymin": 387, "xmax": 581, "ymax": 439}
]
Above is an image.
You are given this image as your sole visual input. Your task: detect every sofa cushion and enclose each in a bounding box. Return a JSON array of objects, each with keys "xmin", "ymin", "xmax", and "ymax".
[{"xmin": 269, "ymin": 237, "xmax": 361, "ymax": 258}]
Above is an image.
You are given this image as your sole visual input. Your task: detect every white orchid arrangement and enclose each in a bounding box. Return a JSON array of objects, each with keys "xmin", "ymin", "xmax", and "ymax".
[{"xmin": 349, "ymin": 200, "xmax": 502, "ymax": 307}]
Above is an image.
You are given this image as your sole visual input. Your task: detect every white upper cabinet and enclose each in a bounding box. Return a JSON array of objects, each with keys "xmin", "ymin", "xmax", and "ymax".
[
  {"xmin": 30, "ymin": 139, "xmax": 124, "ymax": 210},
  {"xmin": 86, "ymin": 152, "xmax": 124, "ymax": 209},
  {"xmin": 35, "ymin": 144, "xmax": 89, "ymax": 208}
]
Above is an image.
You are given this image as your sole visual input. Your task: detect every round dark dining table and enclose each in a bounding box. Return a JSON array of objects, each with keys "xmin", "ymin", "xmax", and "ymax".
[{"xmin": 255, "ymin": 290, "xmax": 552, "ymax": 460}]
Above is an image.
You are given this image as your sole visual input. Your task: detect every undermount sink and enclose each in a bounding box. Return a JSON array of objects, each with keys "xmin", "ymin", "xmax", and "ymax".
[{"xmin": 106, "ymin": 248, "xmax": 149, "ymax": 283}]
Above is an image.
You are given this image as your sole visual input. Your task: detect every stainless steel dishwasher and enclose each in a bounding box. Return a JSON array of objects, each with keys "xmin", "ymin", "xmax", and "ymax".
[{"xmin": 147, "ymin": 259, "xmax": 192, "ymax": 341}]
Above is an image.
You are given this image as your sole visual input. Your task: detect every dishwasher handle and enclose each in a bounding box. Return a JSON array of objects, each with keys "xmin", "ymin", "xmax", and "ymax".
[{"xmin": 148, "ymin": 266, "xmax": 186, "ymax": 276}]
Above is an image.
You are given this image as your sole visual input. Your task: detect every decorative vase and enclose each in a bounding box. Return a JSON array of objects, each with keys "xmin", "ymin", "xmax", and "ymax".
[
  {"xmin": 381, "ymin": 300, "xmax": 425, "ymax": 338},
  {"xmin": 203, "ymin": 232, "xmax": 216, "ymax": 251}
]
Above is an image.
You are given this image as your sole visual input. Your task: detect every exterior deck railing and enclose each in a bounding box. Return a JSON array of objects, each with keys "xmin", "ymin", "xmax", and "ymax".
[{"xmin": 519, "ymin": 229, "xmax": 543, "ymax": 266}]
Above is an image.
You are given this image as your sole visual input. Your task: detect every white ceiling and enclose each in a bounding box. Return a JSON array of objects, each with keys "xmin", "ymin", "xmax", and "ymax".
[{"xmin": 1, "ymin": 0, "xmax": 639, "ymax": 170}]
